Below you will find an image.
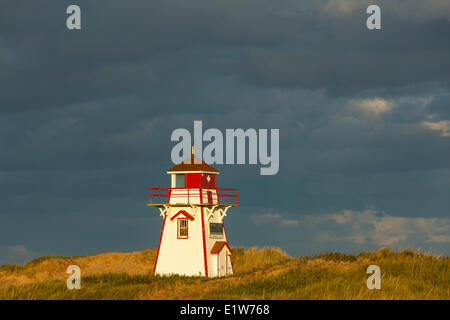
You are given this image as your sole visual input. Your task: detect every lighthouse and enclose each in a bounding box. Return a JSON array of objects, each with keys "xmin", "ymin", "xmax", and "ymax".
[{"xmin": 148, "ymin": 147, "xmax": 238, "ymax": 277}]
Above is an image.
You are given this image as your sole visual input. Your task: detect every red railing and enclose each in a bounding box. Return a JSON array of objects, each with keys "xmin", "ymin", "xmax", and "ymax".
[{"xmin": 148, "ymin": 187, "xmax": 238, "ymax": 206}]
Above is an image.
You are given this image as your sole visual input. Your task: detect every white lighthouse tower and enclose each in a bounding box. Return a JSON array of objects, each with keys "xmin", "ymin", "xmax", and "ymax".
[{"xmin": 148, "ymin": 147, "xmax": 238, "ymax": 277}]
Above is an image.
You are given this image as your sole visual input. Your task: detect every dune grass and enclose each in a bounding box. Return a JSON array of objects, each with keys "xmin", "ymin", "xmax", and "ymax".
[{"xmin": 0, "ymin": 247, "xmax": 448, "ymax": 300}]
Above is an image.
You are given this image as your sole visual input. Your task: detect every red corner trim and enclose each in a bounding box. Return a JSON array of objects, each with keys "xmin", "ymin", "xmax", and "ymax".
[
  {"xmin": 222, "ymin": 222, "xmax": 233, "ymax": 273},
  {"xmin": 200, "ymin": 189, "xmax": 209, "ymax": 277},
  {"xmin": 222, "ymin": 222, "xmax": 231, "ymax": 253}
]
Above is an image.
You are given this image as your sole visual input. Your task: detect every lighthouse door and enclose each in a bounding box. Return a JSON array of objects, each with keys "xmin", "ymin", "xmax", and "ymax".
[
  {"xmin": 226, "ymin": 254, "xmax": 232, "ymax": 276},
  {"xmin": 218, "ymin": 251, "xmax": 227, "ymax": 277}
]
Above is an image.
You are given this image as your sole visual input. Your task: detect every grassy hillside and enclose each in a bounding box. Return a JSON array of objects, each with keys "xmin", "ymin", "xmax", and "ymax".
[{"xmin": 0, "ymin": 247, "xmax": 448, "ymax": 299}]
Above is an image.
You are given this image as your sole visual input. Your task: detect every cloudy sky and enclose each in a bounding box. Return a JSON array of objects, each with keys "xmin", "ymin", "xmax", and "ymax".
[{"xmin": 1, "ymin": 0, "xmax": 449, "ymax": 265}]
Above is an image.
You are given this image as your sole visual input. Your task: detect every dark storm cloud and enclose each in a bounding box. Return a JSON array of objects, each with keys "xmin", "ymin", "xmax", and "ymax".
[
  {"xmin": 1, "ymin": 0, "xmax": 449, "ymax": 263},
  {"xmin": 1, "ymin": 0, "xmax": 302, "ymax": 111},
  {"xmin": 2, "ymin": 0, "xmax": 449, "ymax": 112},
  {"xmin": 427, "ymin": 94, "xmax": 450, "ymax": 119}
]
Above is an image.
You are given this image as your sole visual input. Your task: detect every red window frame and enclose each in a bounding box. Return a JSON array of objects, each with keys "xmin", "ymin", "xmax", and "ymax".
[{"xmin": 177, "ymin": 218, "xmax": 188, "ymax": 239}]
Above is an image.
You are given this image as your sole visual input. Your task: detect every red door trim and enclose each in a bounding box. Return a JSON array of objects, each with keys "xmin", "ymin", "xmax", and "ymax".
[{"xmin": 200, "ymin": 207, "xmax": 208, "ymax": 277}]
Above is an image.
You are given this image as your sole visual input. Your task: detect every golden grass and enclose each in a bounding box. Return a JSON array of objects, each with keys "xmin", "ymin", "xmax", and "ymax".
[
  {"xmin": 0, "ymin": 249, "xmax": 156, "ymax": 287},
  {"xmin": 0, "ymin": 247, "xmax": 448, "ymax": 300}
]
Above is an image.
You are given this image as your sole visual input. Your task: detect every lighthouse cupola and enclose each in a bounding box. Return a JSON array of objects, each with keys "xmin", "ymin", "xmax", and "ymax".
[{"xmin": 168, "ymin": 146, "xmax": 218, "ymax": 189}]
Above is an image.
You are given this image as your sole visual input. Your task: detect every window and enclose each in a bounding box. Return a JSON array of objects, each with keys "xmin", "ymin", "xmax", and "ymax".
[
  {"xmin": 207, "ymin": 191, "xmax": 213, "ymax": 204},
  {"xmin": 209, "ymin": 222, "xmax": 224, "ymax": 239},
  {"xmin": 175, "ymin": 174, "xmax": 185, "ymax": 188},
  {"xmin": 178, "ymin": 218, "xmax": 188, "ymax": 238}
]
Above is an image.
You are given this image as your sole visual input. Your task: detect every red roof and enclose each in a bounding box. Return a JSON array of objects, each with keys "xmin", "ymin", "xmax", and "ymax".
[
  {"xmin": 167, "ymin": 154, "xmax": 219, "ymax": 174},
  {"xmin": 170, "ymin": 210, "xmax": 195, "ymax": 221},
  {"xmin": 210, "ymin": 241, "xmax": 232, "ymax": 254}
]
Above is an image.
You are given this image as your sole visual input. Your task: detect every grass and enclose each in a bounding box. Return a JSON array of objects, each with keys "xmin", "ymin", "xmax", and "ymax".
[{"xmin": 0, "ymin": 247, "xmax": 448, "ymax": 300}]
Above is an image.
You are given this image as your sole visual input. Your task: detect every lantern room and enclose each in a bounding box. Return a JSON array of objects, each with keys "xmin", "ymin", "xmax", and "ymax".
[
  {"xmin": 148, "ymin": 147, "xmax": 238, "ymax": 207},
  {"xmin": 167, "ymin": 150, "xmax": 219, "ymax": 189},
  {"xmin": 170, "ymin": 172, "xmax": 217, "ymax": 189}
]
